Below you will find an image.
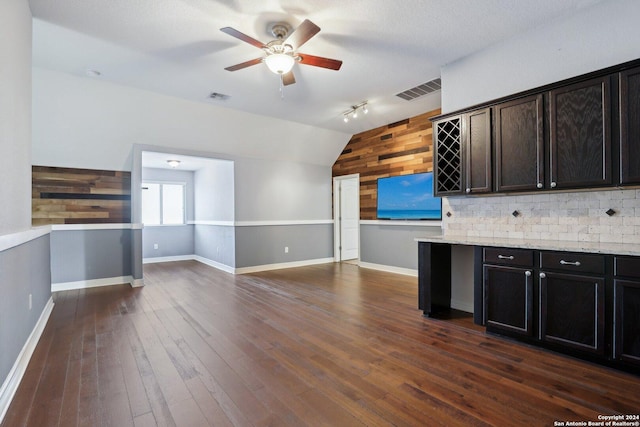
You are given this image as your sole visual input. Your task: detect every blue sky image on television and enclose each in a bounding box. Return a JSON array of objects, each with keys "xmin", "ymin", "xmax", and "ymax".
[{"xmin": 377, "ymin": 172, "xmax": 442, "ymax": 220}]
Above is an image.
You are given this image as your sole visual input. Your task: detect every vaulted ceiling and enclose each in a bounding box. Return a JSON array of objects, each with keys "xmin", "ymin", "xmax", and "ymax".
[{"xmin": 29, "ymin": 0, "xmax": 607, "ymax": 134}]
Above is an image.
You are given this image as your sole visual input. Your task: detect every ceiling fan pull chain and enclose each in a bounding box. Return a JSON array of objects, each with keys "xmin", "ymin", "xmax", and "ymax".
[{"xmin": 279, "ymin": 74, "xmax": 285, "ymax": 99}]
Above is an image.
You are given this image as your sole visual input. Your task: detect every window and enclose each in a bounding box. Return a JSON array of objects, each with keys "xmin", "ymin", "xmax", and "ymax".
[{"xmin": 142, "ymin": 182, "xmax": 185, "ymax": 225}]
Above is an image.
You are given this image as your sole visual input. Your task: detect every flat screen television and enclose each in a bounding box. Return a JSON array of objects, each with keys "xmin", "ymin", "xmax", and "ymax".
[{"xmin": 376, "ymin": 172, "xmax": 442, "ymax": 220}]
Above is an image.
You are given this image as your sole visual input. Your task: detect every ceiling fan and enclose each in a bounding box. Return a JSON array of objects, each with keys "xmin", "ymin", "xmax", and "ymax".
[{"xmin": 220, "ymin": 19, "xmax": 343, "ymax": 86}]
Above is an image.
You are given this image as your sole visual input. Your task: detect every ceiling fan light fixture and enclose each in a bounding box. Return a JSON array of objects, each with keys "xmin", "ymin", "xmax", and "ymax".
[{"xmin": 264, "ymin": 53, "xmax": 295, "ymax": 75}]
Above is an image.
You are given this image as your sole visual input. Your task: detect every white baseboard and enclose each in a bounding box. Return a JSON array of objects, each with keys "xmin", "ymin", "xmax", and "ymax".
[
  {"xmin": 52, "ymin": 275, "xmax": 134, "ymax": 292},
  {"xmin": 0, "ymin": 297, "xmax": 54, "ymax": 424},
  {"xmin": 358, "ymin": 261, "xmax": 418, "ymax": 277},
  {"xmin": 130, "ymin": 278, "xmax": 145, "ymax": 288},
  {"xmin": 193, "ymin": 256, "xmax": 235, "ymax": 274},
  {"xmin": 451, "ymin": 299, "xmax": 474, "ymax": 314},
  {"xmin": 143, "ymin": 255, "xmax": 195, "ymax": 264},
  {"xmin": 235, "ymin": 257, "xmax": 334, "ymax": 274}
]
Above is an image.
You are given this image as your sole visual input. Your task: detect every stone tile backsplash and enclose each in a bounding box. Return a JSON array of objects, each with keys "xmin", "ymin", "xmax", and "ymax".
[{"xmin": 442, "ymin": 189, "xmax": 640, "ymax": 244}]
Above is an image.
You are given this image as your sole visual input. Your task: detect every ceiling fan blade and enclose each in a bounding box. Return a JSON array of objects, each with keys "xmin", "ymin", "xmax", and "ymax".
[
  {"xmin": 297, "ymin": 53, "xmax": 342, "ymax": 70},
  {"xmin": 224, "ymin": 57, "xmax": 263, "ymax": 71},
  {"xmin": 282, "ymin": 71, "xmax": 296, "ymax": 86},
  {"xmin": 220, "ymin": 27, "xmax": 267, "ymax": 49},
  {"xmin": 284, "ymin": 19, "xmax": 320, "ymax": 50}
]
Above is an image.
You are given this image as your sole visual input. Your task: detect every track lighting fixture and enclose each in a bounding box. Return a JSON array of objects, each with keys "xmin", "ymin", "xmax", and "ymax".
[{"xmin": 342, "ymin": 101, "xmax": 369, "ymax": 123}]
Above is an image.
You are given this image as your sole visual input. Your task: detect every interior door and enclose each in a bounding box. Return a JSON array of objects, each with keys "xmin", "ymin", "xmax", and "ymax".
[{"xmin": 338, "ymin": 176, "xmax": 359, "ymax": 260}]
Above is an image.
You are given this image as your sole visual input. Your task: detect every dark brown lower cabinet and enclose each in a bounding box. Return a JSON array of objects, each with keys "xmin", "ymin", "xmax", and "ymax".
[
  {"xmin": 539, "ymin": 271, "xmax": 605, "ymax": 356},
  {"xmin": 484, "ymin": 265, "xmax": 534, "ymax": 336},
  {"xmin": 614, "ymin": 279, "xmax": 640, "ymax": 366}
]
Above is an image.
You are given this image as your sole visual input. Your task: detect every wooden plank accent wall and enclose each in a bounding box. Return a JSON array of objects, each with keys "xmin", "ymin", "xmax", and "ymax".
[
  {"xmin": 32, "ymin": 166, "xmax": 131, "ymax": 226},
  {"xmin": 332, "ymin": 108, "xmax": 441, "ymax": 220}
]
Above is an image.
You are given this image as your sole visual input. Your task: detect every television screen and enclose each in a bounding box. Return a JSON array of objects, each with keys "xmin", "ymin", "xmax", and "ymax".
[{"xmin": 376, "ymin": 172, "xmax": 442, "ymax": 220}]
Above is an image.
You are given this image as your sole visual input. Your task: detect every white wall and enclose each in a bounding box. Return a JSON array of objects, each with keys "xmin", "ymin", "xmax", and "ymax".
[
  {"xmin": 234, "ymin": 158, "xmax": 332, "ymax": 222},
  {"xmin": 32, "ymin": 68, "xmax": 351, "ymax": 172},
  {"xmin": 441, "ymin": 0, "xmax": 640, "ymax": 112},
  {"xmin": 0, "ymin": 0, "xmax": 32, "ymax": 234},
  {"xmin": 194, "ymin": 160, "xmax": 234, "ymax": 222}
]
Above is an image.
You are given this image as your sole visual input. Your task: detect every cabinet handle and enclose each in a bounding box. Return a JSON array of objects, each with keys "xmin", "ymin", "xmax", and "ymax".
[
  {"xmin": 550, "ymin": 181, "xmax": 557, "ymax": 188},
  {"xmin": 540, "ymin": 273, "xmax": 546, "ymax": 279},
  {"xmin": 525, "ymin": 271, "xmax": 532, "ymax": 277},
  {"xmin": 466, "ymin": 188, "xmax": 471, "ymax": 193},
  {"xmin": 536, "ymin": 183, "xmax": 543, "ymax": 189},
  {"xmin": 560, "ymin": 260, "xmax": 581, "ymax": 267},
  {"xmin": 497, "ymin": 255, "xmax": 514, "ymax": 260}
]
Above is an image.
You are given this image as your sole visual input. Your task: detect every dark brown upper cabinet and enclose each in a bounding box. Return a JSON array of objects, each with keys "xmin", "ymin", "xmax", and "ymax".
[
  {"xmin": 433, "ymin": 116, "xmax": 463, "ymax": 196},
  {"xmin": 465, "ymin": 108, "xmax": 492, "ymax": 194},
  {"xmin": 549, "ymin": 76, "xmax": 612, "ymax": 189},
  {"xmin": 619, "ymin": 66, "xmax": 640, "ymax": 185},
  {"xmin": 433, "ymin": 111, "xmax": 491, "ymax": 196},
  {"xmin": 494, "ymin": 95, "xmax": 545, "ymax": 192}
]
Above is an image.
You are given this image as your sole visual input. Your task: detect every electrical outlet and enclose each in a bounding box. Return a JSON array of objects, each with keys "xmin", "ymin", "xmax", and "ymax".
[
  {"xmin": 29, "ymin": 294, "xmax": 32, "ymax": 310},
  {"xmin": 284, "ymin": 246, "xmax": 289, "ymax": 253},
  {"xmin": 154, "ymin": 243, "xmax": 159, "ymax": 249}
]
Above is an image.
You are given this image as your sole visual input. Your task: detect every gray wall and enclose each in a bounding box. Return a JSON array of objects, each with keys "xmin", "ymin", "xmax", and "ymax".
[
  {"xmin": 143, "ymin": 225, "xmax": 194, "ymax": 258},
  {"xmin": 360, "ymin": 224, "xmax": 442, "ymax": 270},
  {"xmin": 50, "ymin": 229, "xmax": 133, "ymax": 283},
  {"xmin": 0, "ymin": 236, "xmax": 51, "ymax": 389},
  {"xmin": 194, "ymin": 225, "xmax": 235, "ymax": 267},
  {"xmin": 235, "ymin": 224, "xmax": 333, "ymax": 268}
]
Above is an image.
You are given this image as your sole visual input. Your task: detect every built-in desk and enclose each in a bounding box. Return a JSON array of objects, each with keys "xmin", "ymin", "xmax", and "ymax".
[{"xmin": 416, "ymin": 235, "xmax": 640, "ymax": 374}]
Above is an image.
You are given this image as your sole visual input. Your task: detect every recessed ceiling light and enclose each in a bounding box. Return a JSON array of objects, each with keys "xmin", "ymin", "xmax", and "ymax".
[
  {"xmin": 85, "ymin": 69, "xmax": 101, "ymax": 77},
  {"xmin": 167, "ymin": 160, "xmax": 181, "ymax": 168}
]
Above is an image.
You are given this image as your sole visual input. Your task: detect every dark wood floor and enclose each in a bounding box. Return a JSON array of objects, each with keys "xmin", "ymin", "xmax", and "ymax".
[{"xmin": 3, "ymin": 261, "xmax": 640, "ymax": 426}]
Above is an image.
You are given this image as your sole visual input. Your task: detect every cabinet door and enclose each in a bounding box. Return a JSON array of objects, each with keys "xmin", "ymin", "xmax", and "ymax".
[
  {"xmin": 434, "ymin": 117, "xmax": 463, "ymax": 196},
  {"xmin": 614, "ymin": 279, "xmax": 640, "ymax": 366},
  {"xmin": 465, "ymin": 108, "xmax": 492, "ymax": 194},
  {"xmin": 539, "ymin": 271, "xmax": 605, "ymax": 355},
  {"xmin": 619, "ymin": 67, "xmax": 640, "ymax": 185},
  {"xmin": 495, "ymin": 94, "xmax": 545, "ymax": 192},
  {"xmin": 484, "ymin": 265, "xmax": 534, "ymax": 336},
  {"xmin": 549, "ymin": 76, "xmax": 612, "ymax": 189}
]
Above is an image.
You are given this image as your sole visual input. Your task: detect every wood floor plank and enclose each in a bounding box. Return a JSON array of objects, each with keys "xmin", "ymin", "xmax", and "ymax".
[{"xmin": 4, "ymin": 261, "xmax": 640, "ymax": 427}]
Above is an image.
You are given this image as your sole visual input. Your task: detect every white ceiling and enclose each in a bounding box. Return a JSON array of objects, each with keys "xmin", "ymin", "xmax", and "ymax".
[{"xmin": 29, "ymin": 0, "xmax": 606, "ymax": 134}]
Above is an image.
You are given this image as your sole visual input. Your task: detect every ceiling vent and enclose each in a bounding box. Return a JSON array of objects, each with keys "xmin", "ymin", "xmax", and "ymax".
[
  {"xmin": 396, "ymin": 78, "xmax": 441, "ymax": 101},
  {"xmin": 209, "ymin": 92, "xmax": 230, "ymax": 101}
]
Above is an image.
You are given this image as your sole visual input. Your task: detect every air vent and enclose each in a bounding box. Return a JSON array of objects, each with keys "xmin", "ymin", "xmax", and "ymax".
[
  {"xmin": 396, "ymin": 78, "xmax": 441, "ymax": 101},
  {"xmin": 209, "ymin": 92, "xmax": 230, "ymax": 101}
]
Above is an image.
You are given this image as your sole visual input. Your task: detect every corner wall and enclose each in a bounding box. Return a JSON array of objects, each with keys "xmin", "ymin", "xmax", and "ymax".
[{"xmin": 0, "ymin": 0, "xmax": 53, "ymax": 420}]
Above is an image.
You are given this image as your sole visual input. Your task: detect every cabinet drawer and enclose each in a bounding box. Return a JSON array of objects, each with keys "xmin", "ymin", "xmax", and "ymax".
[
  {"xmin": 614, "ymin": 256, "xmax": 640, "ymax": 279},
  {"xmin": 540, "ymin": 251, "xmax": 604, "ymax": 275},
  {"xmin": 484, "ymin": 247, "xmax": 534, "ymax": 267}
]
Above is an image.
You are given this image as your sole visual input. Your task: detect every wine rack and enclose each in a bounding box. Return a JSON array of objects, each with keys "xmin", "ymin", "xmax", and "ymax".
[{"xmin": 434, "ymin": 117, "xmax": 463, "ymax": 195}]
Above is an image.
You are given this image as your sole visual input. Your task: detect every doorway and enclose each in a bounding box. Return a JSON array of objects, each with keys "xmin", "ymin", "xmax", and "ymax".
[{"xmin": 333, "ymin": 174, "xmax": 360, "ymax": 262}]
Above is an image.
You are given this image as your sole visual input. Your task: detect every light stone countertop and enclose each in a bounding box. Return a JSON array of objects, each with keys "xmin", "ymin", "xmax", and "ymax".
[{"xmin": 415, "ymin": 235, "xmax": 640, "ymax": 257}]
